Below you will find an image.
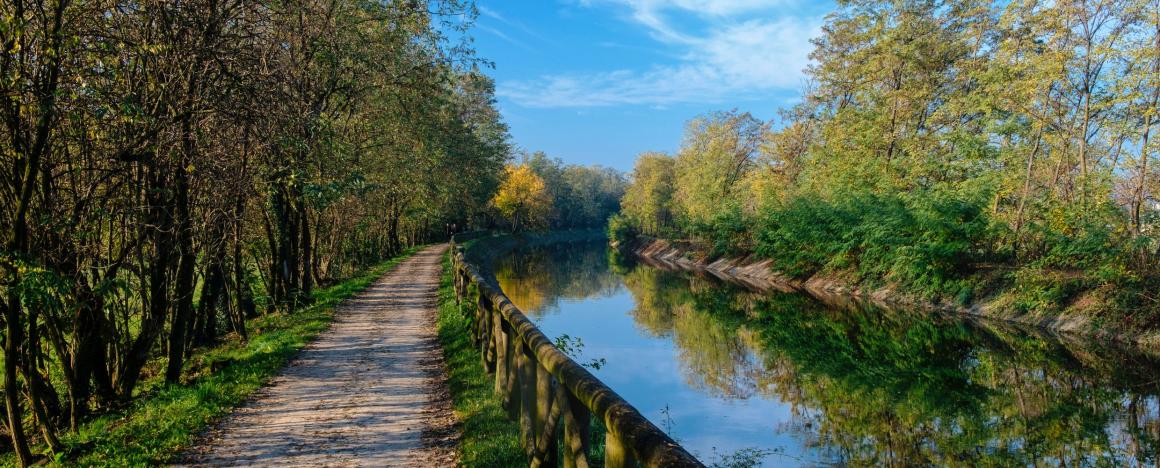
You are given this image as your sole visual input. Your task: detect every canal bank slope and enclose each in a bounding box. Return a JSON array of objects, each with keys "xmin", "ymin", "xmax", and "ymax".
[{"xmin": 618, "ymin": 237, "xmax": 1160, "ymax": 351}]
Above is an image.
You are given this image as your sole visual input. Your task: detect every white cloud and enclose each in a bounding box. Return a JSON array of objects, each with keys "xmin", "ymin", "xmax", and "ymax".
[
  {"xmin": 501, "ymin": 67, "xmax": 720, "ymax": 108},
  {"xmin": 477, "ymin": 24, "xmax": 535, "ymax": 51},
  {"xmin": 698, "ymin": 18, "xmax": 819, "ymax": 89},
  {"xmin": 582, "ymin": 0, "xmax": 795, "ymax": 17},
  {"xmin": 478, "ymin": 5, "xmax": 555, "ymax": 46},
  {"xmin": 498, "ymin": 1, "xmax": 821, "ymax": 108}
]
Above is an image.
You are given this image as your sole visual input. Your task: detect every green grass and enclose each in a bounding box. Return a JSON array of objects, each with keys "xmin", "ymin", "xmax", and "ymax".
[
  {"xmin": 6, "ymin": 248, "xmax": 418, "ymax": 467},
  {"xmin": 435, "ymin": 253, "xmax": 526, "ymax": 466}
]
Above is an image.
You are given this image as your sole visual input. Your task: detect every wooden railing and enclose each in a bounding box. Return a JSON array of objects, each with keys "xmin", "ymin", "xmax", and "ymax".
[{"xmin": 450, "ymin": 238, "xmax": 703, "ymax": 467}]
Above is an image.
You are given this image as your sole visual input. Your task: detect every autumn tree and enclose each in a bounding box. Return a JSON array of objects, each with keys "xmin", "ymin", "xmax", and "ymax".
[{"xmin": 494, "ymin": 164, "xmax": 553, "ymax": 232}]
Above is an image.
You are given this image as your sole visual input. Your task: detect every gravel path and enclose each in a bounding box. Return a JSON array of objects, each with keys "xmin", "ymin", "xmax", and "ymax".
[{"xmin": 185, "ymin": 245, "xmax": 458, "ymax": 467}]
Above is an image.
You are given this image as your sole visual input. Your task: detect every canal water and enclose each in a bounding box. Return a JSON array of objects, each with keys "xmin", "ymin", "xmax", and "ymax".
[{"xmin": 493, "ymin": 239, "xmax": 1160, "ymax": 467}]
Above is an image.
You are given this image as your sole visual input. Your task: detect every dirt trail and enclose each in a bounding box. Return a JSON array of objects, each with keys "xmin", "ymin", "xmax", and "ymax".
[{"xmin": 185, "ymin": 244, "xmax": 457, "ymax": 467}]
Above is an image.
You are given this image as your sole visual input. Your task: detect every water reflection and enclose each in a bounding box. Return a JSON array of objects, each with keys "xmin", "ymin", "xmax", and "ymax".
[
  {"xmin": 494, "ymin": 241, "xmax": 1160, "ymax": 466},
  {"xmin": 492, "ymin": 240, "xmax": 623, "ymax": 317}
]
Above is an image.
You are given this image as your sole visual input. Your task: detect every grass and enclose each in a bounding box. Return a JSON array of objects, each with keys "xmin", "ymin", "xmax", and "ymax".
[
  {"xmin": 434, "ymin": 252, "xmax": 526, "ymax": 466},
  {"xmin": 5, "ymin": 248, "xmax": 418, "ymax": 467}
]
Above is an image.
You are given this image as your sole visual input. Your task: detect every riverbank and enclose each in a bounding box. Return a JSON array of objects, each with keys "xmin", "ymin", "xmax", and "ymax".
[
  {"xmin": 500, "ymin": 238, "xmax": 1160, "ymax": 465},
  {"xmin": 619, "ymin": 237, "xmax": 1160, "ymax": 350}
]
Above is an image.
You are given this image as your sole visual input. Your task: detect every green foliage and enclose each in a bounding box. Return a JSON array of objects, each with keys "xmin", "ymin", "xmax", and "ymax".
[
  {"xmin": 552, "ymin": 334, "xmax": 607, "ymax": 370},
  {"xmin": 696, "ymin": 203, "xmax": 749, "ymax": 258},
  {"xmin": 523, "ymin": 151, "xmax": 627, "ymax": 230},
  {"xmin": 706, "ymin": 447, "xmax": 779, "ymax": 468},
  {"xmin": 673, "ymin": 111, "xmax": 766, "ymax": 228},
  {"xmin": 751, "ymin": 190, "xmax": 990, "ymax": 298},
  {"xmin": 607, "ymin": 213, "xmax": 637, "ymax": 245},
  {"xmin": 620, "ymin": 152, "xmax": 677, "ymax": 236},
  {"xmin": 7, "ymin": 251, "xmax": 417, "ymax": 467},
  {"xmin": 0, "ymin": 1, "xmax": 511, "ymax": 461},
  {"xmin": 611, "ymin": 0, "xmax": 1160, "ymax": 323}
]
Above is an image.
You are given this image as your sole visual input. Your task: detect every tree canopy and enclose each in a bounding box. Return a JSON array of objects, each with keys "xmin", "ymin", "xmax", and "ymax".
[
  {"xmin": 494, "ymin": 153, "xmax": 627, "ymax": 233},
  {"xmin": 0, "ymin": 0, "xmax": 508, "ymax": 463},
  {"xmin": 493, "ymin": 164, "xmax": 553, "ymax": 233},
  {"xmin": 614, "ymin": 0, "xmax": 1159, "ymax": 322}
]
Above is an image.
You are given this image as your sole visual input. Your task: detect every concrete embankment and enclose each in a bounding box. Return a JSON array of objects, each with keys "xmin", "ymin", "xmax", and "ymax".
[{"xmin": 621, "ymin": 237, "xmax": 1160, "ymax": 351}]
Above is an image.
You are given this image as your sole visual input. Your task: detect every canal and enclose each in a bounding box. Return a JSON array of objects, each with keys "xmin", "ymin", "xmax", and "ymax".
[{"xmin": 493, "ymin": 239, "xmax": 1160, "ymax": 466}]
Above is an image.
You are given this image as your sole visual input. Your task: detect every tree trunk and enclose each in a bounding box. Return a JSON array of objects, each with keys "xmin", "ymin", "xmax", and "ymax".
[
  {"xmin": 1014, "ymin": 127, "xmax": 1044, "ymax": 256},
  {"xmin": 4, "ymin": 295, "xmax": 33, "ymax": 465},
  {"xmin": 196, "ymin": 257, "xmax": 226, "ymax": 344},
  {"xmin": 166, "ymin": 121, "xmax": 197, "ymax": 383},
  {"xmin": 68, "ymin": 290, "xmax": 103, "ymax": 430},
  {"xmin": 300, "ymin": 201, "xmax": 314, "ymax": 300},
  {"xmin": 1133, "ymin": 29, "xmax": 1158, "ymax": 235},
  {"xmin": 119, "ymin": 162, "xmax": 175, "ymax": 397},
  {"xmin": 23, "ymin": 307, "xmax": 62, "ymax": 455},
  {"xmin": 1134, "ymin": 111, "xmax": 1154, "ymax": 235}
]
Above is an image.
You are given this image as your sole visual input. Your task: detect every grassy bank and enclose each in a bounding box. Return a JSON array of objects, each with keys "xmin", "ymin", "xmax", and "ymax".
[
  {"xmin": 6, "ymin": 249, "xmax": 417, "ymax": 467},
  {"xmin": 434, "ymin": 252, "xmax": 525, "ymax": 466}
]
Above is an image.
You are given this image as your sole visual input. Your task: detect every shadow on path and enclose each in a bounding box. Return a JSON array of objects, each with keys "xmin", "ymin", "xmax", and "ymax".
[{"xmin": 183, "ymin": 245, "xmax": 457, "ymax": 467}]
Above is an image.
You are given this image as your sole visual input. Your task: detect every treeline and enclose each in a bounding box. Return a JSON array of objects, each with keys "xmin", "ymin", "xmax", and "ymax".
[
  {"xmin": 494, "ymin": 152, "xmax": 626, "ymax": 232},
  {"xmin": 614, "ymin": 0, "xmax": 1158, "ymax": 320},
  {"xmin": 0, "ymin": 0, "xmax": 506, "ymax": 463}
]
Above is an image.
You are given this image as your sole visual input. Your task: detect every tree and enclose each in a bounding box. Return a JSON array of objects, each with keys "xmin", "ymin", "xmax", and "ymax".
[
  {"xmin": 621, "ymin": 153, "xmax": 677, "ymax": 236},
  {"xmin": 616, "ymin": 0, "xmax": 1158, "ymax": 317},
  {"xmin": 563, "ymin": 165, "xmax": 627, "ymax": 226},
  {"xmin": 673, "ymin": 111, "xmax": 767, "ymax": 230},
  {"xmin": 0, "ymin": 1, "xmax": 508, "ymax": 464},
  {"xmin": 494, "ymin": 164, "xmax": 553, "ymax": 232}
]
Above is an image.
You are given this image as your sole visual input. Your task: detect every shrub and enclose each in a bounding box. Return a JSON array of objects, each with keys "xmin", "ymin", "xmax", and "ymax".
[
  {"xmin": 607, "ymin": 213, "xmax": 638, "ymax": 244},
  {"xmin": 754, "ymin": 190, "xmax": 992, "ymax": 298}
]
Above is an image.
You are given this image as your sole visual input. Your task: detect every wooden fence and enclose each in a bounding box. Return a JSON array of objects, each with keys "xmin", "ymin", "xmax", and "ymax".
[{"xmin": 450, "ymin": 238, "xmax": 703, "ymax": 467}]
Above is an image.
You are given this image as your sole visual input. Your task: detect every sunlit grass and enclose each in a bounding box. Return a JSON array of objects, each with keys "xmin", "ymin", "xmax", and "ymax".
[{"xmin": 434, "ymin": 252, "xmax": 526, "ymax": 466}]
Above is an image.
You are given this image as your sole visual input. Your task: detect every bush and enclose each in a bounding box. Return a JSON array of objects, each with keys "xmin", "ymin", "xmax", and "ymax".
[
  {"xmin": 607, "ymin": 213, "xmax": 638, "ymax": 245},
  {"xmin": 754, "ymin": 190, "xmax": 992, "ymax": 297},
  {"xmin": 697, "ymin": 204, "xmax": 749, "ymax": 257}
]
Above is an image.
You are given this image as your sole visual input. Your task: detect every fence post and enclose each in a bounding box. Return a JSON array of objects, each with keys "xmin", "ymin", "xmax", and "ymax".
[
  {"xmin": 561, "ymin": 391, "xmax": 590, "ymax": 468},
  {"xmin": 504, "ymin": 320, "xmax": 520, "ymax": 418},
  {"xmin": 492, "ymin": 308, "xmax": 506, "ymax": 387},
  {"xmin": 479, "ymin": 299, "xmax": 495, "ymax": 372},
  {"xmin": 453, "ymin": 266, "xmax": 462, "ymax": 303},
  {"xmin": 518, "ymin": 339, "xmax": 538, "ymax": 455},
  {"xmin": 474, "ymin": 293, "xmax": 491, "ymax": 346},
  {"xmin": 533, "ymin": 364, "xmax": 560, "ymax": 467},
  {"xmin": 605, "ymin": 430, "xmax": 630, "ymax": 468}
]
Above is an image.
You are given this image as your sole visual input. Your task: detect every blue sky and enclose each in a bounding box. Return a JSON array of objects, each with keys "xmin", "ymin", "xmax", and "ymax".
[{"xmin": 468, "ymin": 0, "xmax": 835, "ymax": 172}]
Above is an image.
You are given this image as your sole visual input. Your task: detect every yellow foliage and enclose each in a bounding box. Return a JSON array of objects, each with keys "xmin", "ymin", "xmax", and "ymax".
[{"xmin": 492, "ymin": 164, "xmax": 552, "ymax": 231}]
